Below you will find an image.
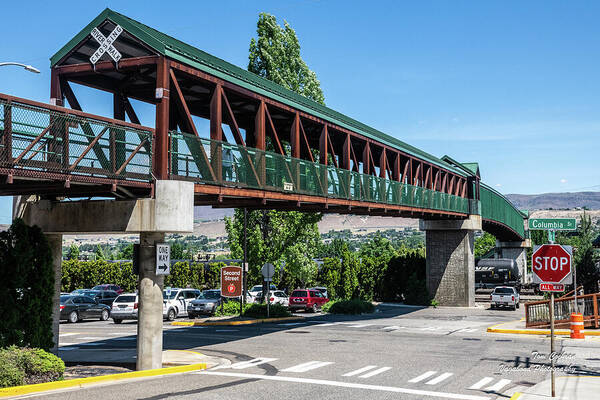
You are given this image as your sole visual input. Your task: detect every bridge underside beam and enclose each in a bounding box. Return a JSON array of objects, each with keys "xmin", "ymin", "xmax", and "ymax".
[{"xmin": 192, "ymin": 184, "xmax": 468, "ymax": 219}]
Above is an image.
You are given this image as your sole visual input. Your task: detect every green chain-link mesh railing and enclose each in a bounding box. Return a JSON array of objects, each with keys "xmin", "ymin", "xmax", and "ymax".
[
  {"xmin": 0, "ymin": 99, "xmax": 153, "ymax": 181},
  {"xmin": 480, "ymin": 184, "xmax": 525, "ymax": 238},
  {"xmin": 169, "ymin": 132, "xmax": 469, "ymax": 214}
]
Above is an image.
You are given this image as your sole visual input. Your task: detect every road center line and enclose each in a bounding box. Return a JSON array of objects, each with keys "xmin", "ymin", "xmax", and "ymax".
[{"xmin": 196, "ymin": 371, "xmax": 491, "ymax": 400}]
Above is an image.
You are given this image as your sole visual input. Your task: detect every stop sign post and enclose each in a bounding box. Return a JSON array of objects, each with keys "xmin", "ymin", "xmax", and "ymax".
[
  {"xmin": 532, "ymin": 244, "xmax": 573, "ymax": 285},
  {"xmin": 531, "ymin": 244, "xmax": 573, "ymax": 398}
]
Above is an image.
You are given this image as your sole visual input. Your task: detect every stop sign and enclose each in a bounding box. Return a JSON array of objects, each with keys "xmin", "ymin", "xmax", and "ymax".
[{"xmin": 532, "ymin": 244, "xmax": 573, "ymax": 284}]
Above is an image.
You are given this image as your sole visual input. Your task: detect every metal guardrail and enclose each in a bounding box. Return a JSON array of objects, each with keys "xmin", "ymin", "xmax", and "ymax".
[
  {"xmin": 480, "ymin": 184, "xmax": 526, "ymax": 238},
  {"xmin": 0, "ymin": 96, "xmax": 153, "ymax": 183},
  {"xmin": 525, "ymin": 293, "xmax": 600, "ymax": 329},
  {"xmin": 169, "ymin": 132, "xmax": 470, "ymax": 214}
]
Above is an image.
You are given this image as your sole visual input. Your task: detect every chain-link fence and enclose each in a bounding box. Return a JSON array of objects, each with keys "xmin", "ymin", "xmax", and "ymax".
[
  {"xmin": 0, "ymin": 98, "xmax": 153, "ymax": 182},
  {"xmin": 169, "ymin": 132, "xmax": 469, "ymax": 214}
]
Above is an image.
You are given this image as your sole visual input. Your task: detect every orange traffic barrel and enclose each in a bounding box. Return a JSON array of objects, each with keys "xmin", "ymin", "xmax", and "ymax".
[{"xmin": 570, "ymin": 313, "xmax": 585, "ymax": 339}]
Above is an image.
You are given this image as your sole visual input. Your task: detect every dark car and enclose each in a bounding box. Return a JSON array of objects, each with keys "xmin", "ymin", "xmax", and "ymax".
[
  {"xmin": 288, "ymin": 289, "xmax": 329, "ymax": 313},
  {"xmin": 78, "ymin": 290, "xmax": 119, "ymax": 306},
  {"xmin": 92, "ymin": 284, "xmax": 124, "ymax": 294},
  {"xmin": 188, "ymin": 290, "xmax": 223, "ymax": 318},
  {"xmin": 60, "ymin": 295, "xmax": 111, "ymax": 323}
]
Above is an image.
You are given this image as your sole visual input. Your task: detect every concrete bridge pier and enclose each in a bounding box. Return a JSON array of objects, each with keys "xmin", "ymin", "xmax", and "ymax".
[
  {"xmin": 420, "ymin": 216, "xmax": 482, "ymax": 307},
  {"xmin": 495, "ymin": 239, "xmax": 531, "ymax": 285},
  {"xmin": 19, "ymin": 180, "xmax": 194, "ymax": 369}
]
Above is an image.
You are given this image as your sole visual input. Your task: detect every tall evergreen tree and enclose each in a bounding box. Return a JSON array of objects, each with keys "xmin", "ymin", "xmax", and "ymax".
[{"xmin": 226, "ymin": 13, "xmax": 326, "ymax": 287}]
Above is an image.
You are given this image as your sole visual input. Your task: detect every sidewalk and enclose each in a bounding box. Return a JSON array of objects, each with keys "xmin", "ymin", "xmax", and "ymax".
[
  {"xmin": 488, "ymin": 319, "xmax": 600, "ymax": 337},
  {"xmin": 513, "ymin": 375, "xmax": 600, "ymax": 399}
]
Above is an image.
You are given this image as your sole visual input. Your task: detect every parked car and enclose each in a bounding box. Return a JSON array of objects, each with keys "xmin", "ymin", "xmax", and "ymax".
[
  {"xmin": 248, "ymin": 284, "xmax": 277, "ymax": 298},
  {"xmin": 188, "ymin": 290, "xmax": 223, "ymax": 318},
  {"xmin": 288, "ymin": 289, "xmax": 329, "ymax": 313},
  {"xmin": 77, "ymin": 289, "xmax": 119, "ymax": 306},
  {"xmin": 308, "ymin": 287, "xmax": 328, "ymax": 299},
  {"xmin": 163, "ymin": 288, "xmax": 201, "ymax": 321},
  {"xmin": 70, "ymin": 289, "xmax": 88, "ymax": 295},
  {"xmin": 59, "ymin": 295, "xmax": 111, "ymax": 323},
  {"xmin": 110, "ymin": 293, "xmax": 138, "ymax": 324},
  {"xmin": 490, "ymin": 286, "xmax": 520, "ymax": 310},
  {"xmin": 92, "ymin": 284, "xmax": 124, "ymax": 294},
  {"xmin": 254, "ymin": 290, "xmax": 289, "ymax": 307}
]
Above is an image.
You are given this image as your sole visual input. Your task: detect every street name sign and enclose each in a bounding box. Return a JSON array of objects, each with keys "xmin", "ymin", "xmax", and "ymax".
[
  {"xmin": 220, "ymin": 266, "xmax": 242, "ymax": 297},
  {"xmin": 156, "ymin": 243, "xmax": 170, "ymax": 275},
  {"xmin": 539, "ymin": 283, "xmax": 565, "ymax": 292},
  {"xmin": 528, "ymin": 218, "xmax": 576, "ymax": 231},
  {"xmin": 532, "ymin": 244, "xmax": 572, "ymax": 284}
]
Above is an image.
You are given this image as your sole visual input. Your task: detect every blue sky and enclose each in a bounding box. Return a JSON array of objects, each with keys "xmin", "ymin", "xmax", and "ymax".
[{"xmin": 1, "ymin": 1, "xmax": 598, "ymax": 222}]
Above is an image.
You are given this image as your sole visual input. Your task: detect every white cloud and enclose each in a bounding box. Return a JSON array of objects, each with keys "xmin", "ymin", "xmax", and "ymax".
[{"xmin": 560, "ymin": 179, "xmax": 567, "ymax": 184}]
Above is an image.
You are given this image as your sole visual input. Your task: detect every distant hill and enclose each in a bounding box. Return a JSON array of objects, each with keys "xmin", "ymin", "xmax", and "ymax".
[{"xmin": 506, "ymin": 192, "xmax": 600, "ymax": 210}]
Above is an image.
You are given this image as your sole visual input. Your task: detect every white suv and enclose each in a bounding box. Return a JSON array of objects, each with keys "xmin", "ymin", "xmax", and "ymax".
[
  {"xmin": 163, "ymin": 288, "xmax": 200, "ymax": 321},
  {"xmin": 110, "ymin": 293, "xmax": 138, "ymax": 324}
]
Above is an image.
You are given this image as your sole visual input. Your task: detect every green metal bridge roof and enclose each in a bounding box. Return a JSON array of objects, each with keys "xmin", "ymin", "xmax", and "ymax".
[{"xmin": 51, "ymin": 8, "xmax": 467, "ymax": 177}]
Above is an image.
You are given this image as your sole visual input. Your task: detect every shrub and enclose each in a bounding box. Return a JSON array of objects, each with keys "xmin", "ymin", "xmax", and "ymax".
[
  {"xmin": 214, "ymin": 301, "xmax": 249, "ymax": 317},
  {"xmin": 322, "ymin": 299, "xmax": 375, "ymax": 314},
  {"xmin": 0, "ymin": 346, "xmax": 65, "ymax": 388},
  {"xmin": 243, "ymin": 303, "xmax": 291, "ymax": 318},
  {"xmin": 403, "ymin": 272, "xmax": 430, "ymax": 306}
]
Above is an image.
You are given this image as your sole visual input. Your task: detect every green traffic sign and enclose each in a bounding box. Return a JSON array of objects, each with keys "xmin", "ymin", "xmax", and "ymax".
[{"xmin": 528, "ymin": 218, "xmax": 576, "ymax": 231}]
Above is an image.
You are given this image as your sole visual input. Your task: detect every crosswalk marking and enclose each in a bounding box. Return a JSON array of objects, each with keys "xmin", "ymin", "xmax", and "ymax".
[
  {"xmin": 347, "ymin": 324, "xmax": 372, "ymax": 328},
  {"xmin": 421, "ymin": 327, "xmax": 440, "ymax": 331},
  {"xmin": 382, "ymin": 326, "xmax": 400, "ymax": 331},
  {"xmin": 226, "ymin": 357, "xmax": 278, "ymax": 370},
  {"xmin": 315, "ymin": 323, "xmax": 339, "ymax": 327},
  {"xmin": 469, "ymin": 377, "xmax": 494, "ymax": 389},
  {"xmin": 457, "ymin": 328, "xmax": 477, "ymax": 333},
  {"xmin": 408, "ymin": 371, "xmax": 437, "ymax": 383},
  {"xmin": 59, "ymin": 333, "xmax": 79, "ymax": 337},
  {"xmin": 358, "ymin": 366, "xmax": 391, "ymax": 378},
  {"xmin": 484, "ymin": 379, "xmax": 511, "ymax": 391},
  {"xmin": 425, "ymin": 372, "xmax": 453, "ymax": 385},
  {"xmin": 282, "ymin": 361, "xmax": 334, "ymax": 373},
  {"xmin": 342, "ymin": 365, "xmax": 378, "ymax": 377}
]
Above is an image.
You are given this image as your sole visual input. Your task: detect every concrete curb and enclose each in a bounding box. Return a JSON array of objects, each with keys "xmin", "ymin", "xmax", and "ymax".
[
  {"xmin": 0, "ymin": 363, "xmax": 207, "ymax": 398},
  {"xmin": 172, "ymin": 316, "xmax": 305, "ymax": 326},
  {"xmin": 486, "ymin": 319, "xmax": 600, "ymax": 336}
]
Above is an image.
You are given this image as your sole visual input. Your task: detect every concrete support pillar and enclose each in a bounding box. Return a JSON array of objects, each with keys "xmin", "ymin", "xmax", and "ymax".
[
  {"xmin": 46, "ymin": 234, "xmax": 63, "ymax": 355},
  {"xmin": 496, "ymin": 240, "xmax": 531, "ymax": 284},
  {"xmin": 420, "ymin": 216, "xmax": 481, "ymax": 307},
  {"xmin": 137, "ymin": 232, "xmax": 165, "ymax": 370}
]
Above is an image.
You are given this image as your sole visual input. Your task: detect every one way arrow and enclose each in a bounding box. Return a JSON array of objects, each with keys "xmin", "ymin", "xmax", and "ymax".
[{"xmin": 158, "ymin": 263, "xmax": 168, "ymax": 272}]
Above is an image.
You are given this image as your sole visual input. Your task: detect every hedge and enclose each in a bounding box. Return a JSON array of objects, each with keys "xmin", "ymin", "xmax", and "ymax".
[
  {"xmin": 61, "ymin": 261, "xmax": 227, "ymax": 292},
  {"xmin": 0, "ymin": 346, "xmax": 64, "ymax": 388},
  {"xmin": 321, "ymin": 299, "xmax": 375, "ymax": 314}
]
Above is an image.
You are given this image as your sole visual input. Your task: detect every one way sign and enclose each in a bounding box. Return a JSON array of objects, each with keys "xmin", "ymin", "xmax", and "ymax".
[{"xmin": 156, "ymin": 243, "xmax": 171, "ymax": 275}]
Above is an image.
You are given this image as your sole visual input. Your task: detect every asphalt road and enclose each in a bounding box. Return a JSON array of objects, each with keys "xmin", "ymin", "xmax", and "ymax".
[{"xmin": 26, "ymin": 305, "xmax": 600, "ymax": 400}]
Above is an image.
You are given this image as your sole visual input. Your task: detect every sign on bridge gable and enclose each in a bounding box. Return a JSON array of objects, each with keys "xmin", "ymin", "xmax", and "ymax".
[
  {"xmin": 531, "ymin": 244, "xmax": 572, "ymax": 284},
  {"xmin": 90, "ymin": 25, "xmax": 123, "ymax": 64}
]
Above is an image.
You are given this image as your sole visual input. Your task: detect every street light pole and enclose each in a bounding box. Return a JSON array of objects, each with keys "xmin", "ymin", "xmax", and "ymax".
[{"xmin": 0, "ymin": 62, "xmax": 41, "ymax": 74}]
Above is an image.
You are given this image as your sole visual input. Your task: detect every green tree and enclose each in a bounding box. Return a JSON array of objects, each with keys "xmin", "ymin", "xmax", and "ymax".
[
  {"xmin": 226, "ymin": 13, "xmax": 328, "ymax": 289},
  {"xmin": 474, "ymin": 232, "xmax": 496, "ymax": 258},
  {"xmin": 574, "ymin": 213, "xmax": 599, "ymax": 293},
  {"xmin": 94, "ymin": 245, "xmax": 105, "ymax": 261},
  {"xmin": 171, "ymin": 242, "xmax": 185, "ymax": 260},
  {"xmin": 0, "ymin": 219, "xmax": 54, "ymax": 350},
  {"xmin": 67, "ymin": 244, "xmax": 80, "ymax": 260},
  {"xmin": 249, "ymin": 13, "xmax": 325, "ymax": 105},
  {"xmin": 117, "ymin": 243, "xmax": 134, "ymax": 260}
]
